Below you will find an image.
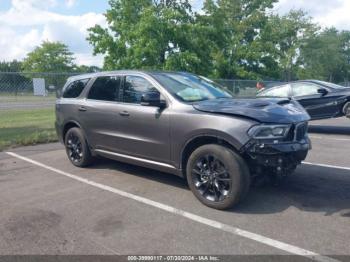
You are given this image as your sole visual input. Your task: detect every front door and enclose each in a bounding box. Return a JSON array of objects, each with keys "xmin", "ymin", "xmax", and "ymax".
[
  {"xmin": 114, "ymin": 75, "xmax": 171, "ymax": 164},
  {"xmin": 292, "ymin": 82, "xmax": 335, "ymax": 119}
]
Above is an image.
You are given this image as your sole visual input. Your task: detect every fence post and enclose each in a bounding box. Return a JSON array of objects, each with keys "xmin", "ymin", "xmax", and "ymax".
[{"xmin": 12, "ymin": 73, "xmax": 18, "ymax": 98}]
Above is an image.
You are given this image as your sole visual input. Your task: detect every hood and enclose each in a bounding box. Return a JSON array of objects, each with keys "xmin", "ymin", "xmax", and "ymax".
[{"xmin": 193, "ymin": 98, "xmax": 310, "ymax": 124}]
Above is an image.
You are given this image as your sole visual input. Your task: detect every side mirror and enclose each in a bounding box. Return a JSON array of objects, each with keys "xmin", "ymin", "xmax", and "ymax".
[
  {"xmin": 317, "ymin": 88, "xmax": 328, "ymax": 96},
  {"xmin": 141, "ymin": 91, "xmax": 166, "ymax": 108}
]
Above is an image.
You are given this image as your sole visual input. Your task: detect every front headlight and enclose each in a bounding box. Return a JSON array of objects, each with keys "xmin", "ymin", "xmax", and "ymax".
[{"xmin": 248, "ymin": 124, "xmax": 291, "ymax": 139}]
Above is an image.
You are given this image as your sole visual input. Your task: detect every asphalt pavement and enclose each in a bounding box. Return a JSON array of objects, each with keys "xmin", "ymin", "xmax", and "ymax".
[{"xmin": 0, "ymin": 117, "xmax": 349, "ymax": 261}]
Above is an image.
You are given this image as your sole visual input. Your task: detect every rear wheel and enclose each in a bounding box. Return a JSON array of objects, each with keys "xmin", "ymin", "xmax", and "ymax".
[
  {"xmin": 65, "ymin": 127, "xmax": 93, "ymax": 167},
  {"xmin": 186, "ymin": 144, "xmax": 250, "ymax": 210},
  {"xmin": 343, "ymin": 102, "xmax": 350, "ymax": 116}
]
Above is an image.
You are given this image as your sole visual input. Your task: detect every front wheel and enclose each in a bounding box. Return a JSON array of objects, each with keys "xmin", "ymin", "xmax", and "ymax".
[
  {"xmin": 186, "ymin": 144, "xmax": 250, "ymax": 210},
  {"xmin": 65, "ymin": 127, "xmax": 93, "ymax": 167}
]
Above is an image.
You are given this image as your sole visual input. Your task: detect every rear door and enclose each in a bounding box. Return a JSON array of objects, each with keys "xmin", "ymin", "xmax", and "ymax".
[
  {"xmin": 57, "ymin": 78, "xmax": 91, "ymax": 142},
  {"xmin": 291, "ymin": 82, "xmax": 335, "ymax": 119},
  {"xmin": 78, "ymin": 75, "xmax": 124, "ymax": 151},
  {"xmin": 114, "ymin": 74, "xmax": 171, "ymax": 163}
]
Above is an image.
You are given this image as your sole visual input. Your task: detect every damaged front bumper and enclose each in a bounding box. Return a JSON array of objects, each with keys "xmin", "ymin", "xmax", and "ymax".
[{"xmin": 242, "ymin": 137, "xmax": 311, "ymax": 177}]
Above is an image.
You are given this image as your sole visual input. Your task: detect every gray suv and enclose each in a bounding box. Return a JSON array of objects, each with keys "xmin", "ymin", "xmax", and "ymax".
[{"xmin": 56, "ymin": 71, "xmax": 311, "ymax": 209}]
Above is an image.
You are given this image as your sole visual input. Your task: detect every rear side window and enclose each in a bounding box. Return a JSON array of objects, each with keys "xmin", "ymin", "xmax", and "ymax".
[
  {"xmin": 260, "ymin": 84, "xmax": 290, "ymax": 97},
  {"xmin": 88, "ymin": 76, "xmax": 122, "ymax": 102},
  {"xmin": 62, "ymin": 79, "xmax": 90, "ymax": 98}
]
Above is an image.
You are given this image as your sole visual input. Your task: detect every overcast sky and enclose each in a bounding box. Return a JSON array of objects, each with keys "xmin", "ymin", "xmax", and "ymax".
[{"xmin": 0, "ymin": 0, "xmax": 349, "ymax": 67}]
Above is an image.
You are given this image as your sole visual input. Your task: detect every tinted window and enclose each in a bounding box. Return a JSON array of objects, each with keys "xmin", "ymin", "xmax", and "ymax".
[
  {"xmin": 63, "ymin": 79, "xmax": 89, "ymax": 98},
  {"xmin": 123, "ymin": 76, "xmax": 158, "ymax": 104},
  {"xmin": 88, "ymin": 76, "xmax": 122, "ymax": 101},
  {"xmin": 292, "ymin": 83, "xmax": 321, "ymax": 97},
  {"xmin": 259, "ymin": 84, "xmax": 290, "ymax": 97}
]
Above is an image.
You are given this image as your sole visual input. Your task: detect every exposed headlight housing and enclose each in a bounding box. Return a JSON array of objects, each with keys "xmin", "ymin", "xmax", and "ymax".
[{"xmin": 248, "ymin": 124, "xmax": 291, "ymax": 139}]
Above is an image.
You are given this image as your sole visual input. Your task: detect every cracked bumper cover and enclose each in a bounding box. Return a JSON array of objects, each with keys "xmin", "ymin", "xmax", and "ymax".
[{"xmin": 242, "ymin": 138, "xmax": 311, "ymax": 172}]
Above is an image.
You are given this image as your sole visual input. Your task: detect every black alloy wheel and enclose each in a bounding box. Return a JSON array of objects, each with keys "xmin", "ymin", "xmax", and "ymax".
[
  {"xmin": 186, "ymin": 144, "xmax": 250, "ymax": 210},
  {"xmin": 65, "ymin": 127, "xmax": 93, "ymax": 167},
  {"xmin": 192, "ymin": 154, "xmax": 231, "ymax": 202},
  {"xmin": 66, "ymin": 132, "xmax": 83, "ymax": 163}
]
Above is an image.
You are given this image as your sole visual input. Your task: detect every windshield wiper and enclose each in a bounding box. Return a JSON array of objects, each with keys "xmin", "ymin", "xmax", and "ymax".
[
  {"xmin": 215, "ymin": 96, "xmax": 232, "ymax": 99},
  {"xmin": 187, "ymin": 98, "xmax": 210, "ymax": 103}
]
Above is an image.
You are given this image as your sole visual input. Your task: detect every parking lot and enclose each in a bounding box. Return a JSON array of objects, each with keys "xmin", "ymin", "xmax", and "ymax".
[{"xmin": 0, "ymin": 117, "xmax": 349, "ymax": 261}]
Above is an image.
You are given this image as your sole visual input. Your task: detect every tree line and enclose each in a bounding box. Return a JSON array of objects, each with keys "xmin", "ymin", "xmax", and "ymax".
[
  {"xmin": 0, "ymin": 42, "xmax": 100, "ymax": 75},
  {"xmin": 88, "ymin": 0, "xmax": 350, "ymax": 83},
  {"xmin": 1, "ymin": 0, "xmax": 349, "ymax": 83}
]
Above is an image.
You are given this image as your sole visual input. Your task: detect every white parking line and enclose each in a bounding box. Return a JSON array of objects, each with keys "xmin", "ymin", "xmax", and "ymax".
[
  {"xmin": 309, "ymin": 135, "xmax": 350, "ymax": 142},
  {"xmin": 303, "ymin": 162, "xmax": 350, "ymax": 171},
  {"xmin": 6, "ymin": 151, "xmax": 339, "ymax": 262}
]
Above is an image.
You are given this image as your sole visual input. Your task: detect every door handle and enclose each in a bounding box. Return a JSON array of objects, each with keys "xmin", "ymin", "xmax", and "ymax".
[
  {"xmin": 78, "ymin": 106, "xmax": 87, "ymax": 112},
  {"xmin": 119, "ymin": 111, "xmax": 130, "ymax": 117}
]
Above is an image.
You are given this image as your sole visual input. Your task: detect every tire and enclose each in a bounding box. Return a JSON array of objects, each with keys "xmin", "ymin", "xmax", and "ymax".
[
  {"xmin": 343, "ymin": 102, "xmax": 350, "ymax": 116},
  {"xmin": 65, "ymin": 127, "xmax": 93, "ymax": 167},
  {"xmin": 186, "ymin": 144, "xmax": 250, "ymax": 210}
]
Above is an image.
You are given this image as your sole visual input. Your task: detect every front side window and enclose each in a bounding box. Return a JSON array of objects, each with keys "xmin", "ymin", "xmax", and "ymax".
[
  {"xmin": 63, "ymin": 79, "xmax": 90, "ymax": 98},
  {"xmin": 123, "ymin": 76, "xmax": 158, "ymax": 104},
  {"xmin": 88, "ymin": 76, "xmax": 122, "ymax": 102},
  {"xmin": 151, "ymin": 73, "xmax": 232, "ymax": 102},
  {"xmin": 259, "ymin": 84, "xmax": 290, "ymax": 97},
  {"xmin": 292, "ymin": 83, "xmax": 321, "ymax": 97}
]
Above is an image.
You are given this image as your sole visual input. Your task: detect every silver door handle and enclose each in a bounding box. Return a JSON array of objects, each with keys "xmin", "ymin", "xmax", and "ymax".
[{"xmin": 78, "ymin": 106, "xmax": 87, "ymax": 112}]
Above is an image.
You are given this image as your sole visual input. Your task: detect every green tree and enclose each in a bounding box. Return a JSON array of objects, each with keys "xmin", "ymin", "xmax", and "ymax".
[
  {"xmin": 22, "ymin": 41, "xmax": 75, "ymax": 73},
  {"xmin": 299, "ymin": 28, "xmax": 350, "ymax": 83},
  {"xmin": 0, "ymin": 60, "xmax": 22, "ymax": 72},
  {"xmin": 87, "ymin": 0, "xmax": 348, "ymax": 82},
  {"xmin": 0, "ymin": 60, "xmax": 26, "ymax": 94},
  {"xmin": 75, "ymin": 65, "xmax": 102, "ymax": 73},
  {"xmin": 261, "ymin": 10, "xmax": 318, "ymax": 81},
  {"xmin": 196, "ymin": 0, "xmax": 278, "ymax": 79},
  {"xmin": 88, "ymin": 0, "xmax": 203, "ymax": 72}
]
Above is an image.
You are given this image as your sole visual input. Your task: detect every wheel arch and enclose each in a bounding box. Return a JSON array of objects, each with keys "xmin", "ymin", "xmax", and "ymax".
[
  {"xmin": 180, "ymin": 134, "xmax": 241, "ymax": 178},
  {"xmin": 62, "ymin": 120, "xmax": 82, "ymax": 142}
]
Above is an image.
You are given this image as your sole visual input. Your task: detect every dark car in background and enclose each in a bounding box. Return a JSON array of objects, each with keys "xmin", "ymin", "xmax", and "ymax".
[
  {"xmin": 257, "ymin": 80, "xmax": 350, "ymax": 120},
  {"xmin": 56, "ymin": 71, "xmax": 311, "ymax": 210}
]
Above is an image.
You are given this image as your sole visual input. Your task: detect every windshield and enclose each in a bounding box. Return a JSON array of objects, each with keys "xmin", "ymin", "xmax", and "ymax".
[
  {"xmin": 151, "ymin": 72, "xmax": 233, "ymax": 102},
  {"xmin": 313, "ymin": 80, "xmax": 347, "ymax": 89}
]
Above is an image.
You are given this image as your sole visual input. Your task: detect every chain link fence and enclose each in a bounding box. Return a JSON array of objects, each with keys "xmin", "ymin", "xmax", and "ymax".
[
  {"xmin": 0, "ymin": 72, "xmax": 78, "ymax": 110},
  {"xmin": 1, "ymin": 71, "xmax": 349, "ymax": 110},
  {"xmin": 0, "ymin": 72, "xmax": 284, "ymax": 109},
  {"xmin": 0, "ymin": 72, "xmax": 76, "ymax": 95},
  {"xmin": 217, "ymin": 79, "xmax": 284, "ymax": 98}
]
